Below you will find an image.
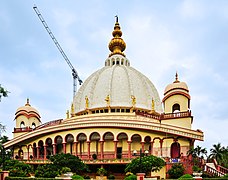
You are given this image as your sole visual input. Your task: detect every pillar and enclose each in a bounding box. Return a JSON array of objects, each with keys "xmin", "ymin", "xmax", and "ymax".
[
  {"xmin": 87, "ymin": 141, "xmax": 90, "ymax": 160},
  {"xmin": 37, "ymin": 147, "xmax": 40, "ymax": 159},
  {"xmin": 141, "ymin": 142, "xmax": 145, "ymax": 152},
  {"xmin": 52, "ymin": 144, "xmax": 56, "ymax": 155},
  {"xmin": 160, "ymin": 139, "xmax": 163, "ymax": 157},
  {"xmin": 44, "ymin": 145, "xmax": 47, "ymax": 160},
  {"xmin": 127, "ymin": 141, "xmax": 132, "ymax": 159},
  {"xmin": 27, "ymin": 146, "xmax": 30, "ymax": 160},
  {"xmin": 74, "ymin": 141, "xmax": 78, "ymax": 156},
  {"xmin": 100, "ymin": 141, "xmax": 104, "ymax": 160},
  {"xmin": 63, "ymin": 143, "xmax": 66, "ymax": 154}
]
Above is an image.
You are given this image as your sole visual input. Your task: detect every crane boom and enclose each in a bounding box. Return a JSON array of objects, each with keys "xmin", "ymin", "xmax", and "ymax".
[{"xmin": 33, "ymin": 5, "xmax": 82, "ymax": 97}]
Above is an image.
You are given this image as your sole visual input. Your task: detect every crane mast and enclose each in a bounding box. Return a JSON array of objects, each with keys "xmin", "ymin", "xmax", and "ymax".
[{"xmin": 33, "ymin": 5, "xmax": 82, "ymax": 98}]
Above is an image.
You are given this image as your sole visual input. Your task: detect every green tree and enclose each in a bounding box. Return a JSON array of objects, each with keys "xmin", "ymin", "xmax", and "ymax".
[
  {"xmin": 0, "ymin": 85, "xmax": 9, "ymax": 102},
  {"xmin": 187, "ymin": 145, "xmax": 207, "ymax": 167},
  {"xmin": 209, "ymin": 143, "xmax": 225, "ymax": 164},
  {"xmin": 35, "ymin": 164, "xmax": 59, "ymax": 178},
  {"xmin": 49, "ymin": 153, "xmax": 89, "ymax": 175},
  {"xmin": 167, "ymin": 163, "xmax": 185, "ymax": 179},
  {"xmin": 0, "ymin": 135, "xmax": 11, "ymax": 169},
  {"xmin": 4, "ymin": 159, "xmax": 33, "ymax": 177},
  {"xmin": 125, "ymin": 155, "xmax": 165, "ymax": 175}
]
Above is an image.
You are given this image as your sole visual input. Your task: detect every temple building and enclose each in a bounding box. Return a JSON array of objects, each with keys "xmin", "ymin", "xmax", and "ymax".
[{"xmin": 4, "ymin": 18, "xmax": 203, "ymax": 178}]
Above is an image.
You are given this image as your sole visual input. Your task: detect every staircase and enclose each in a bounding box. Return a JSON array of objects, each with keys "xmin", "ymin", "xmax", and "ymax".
[{"xmin": 204, "ymin": 159, "xmax": 228, "ymax": 177}]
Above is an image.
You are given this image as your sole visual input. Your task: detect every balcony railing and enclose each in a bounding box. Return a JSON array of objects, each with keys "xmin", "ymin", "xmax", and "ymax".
[{"xmin": 136, "ymin": 110, "xmax": 191, "ymax": 120}]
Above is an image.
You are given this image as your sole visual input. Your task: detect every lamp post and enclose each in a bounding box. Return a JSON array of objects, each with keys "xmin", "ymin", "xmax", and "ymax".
[{"xmin": 133, "ymin": 148, "xmax": 149, "ymax": 173}]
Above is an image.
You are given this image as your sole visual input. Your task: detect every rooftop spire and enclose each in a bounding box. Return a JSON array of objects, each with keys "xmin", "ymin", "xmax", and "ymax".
[
  {"xmin": 25, "ymin": 98, "xmax": 31, "ymax": 106},
  {"xmin": 174, "ymin": 72, "xmax": 180, "ymax": 83},
  {"xmin": 108, "ymin": 16, "xmax": 126, "ymax": 57}
]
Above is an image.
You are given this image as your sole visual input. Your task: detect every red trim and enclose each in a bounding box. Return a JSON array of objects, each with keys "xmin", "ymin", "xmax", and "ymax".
[{"xmin": 162, "ymin": 91, "xmax": 191, "ymax": 102}]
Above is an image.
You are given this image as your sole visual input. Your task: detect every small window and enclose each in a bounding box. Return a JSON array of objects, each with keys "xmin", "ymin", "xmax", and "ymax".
[
  {"xmin": 112, "ymin": 61, "xmax": 115, "ymax": 65},
  {"xmin": 172, "ymin": 103, "xmax": 180, "ymax": 113},
  {"xmin": 20, "ymin": 121, "xmax": 25, "ymax": 128},
  {"xmin": 111, "ymin": 109, "xmax": 115, "ymax": 112},
  {"xmin": 116, "ymin": 61, "xmax": 119, "ymax": 65},
  {"xmin": 104, "ymin": 109, "xmax": 108, "ymax": 113},
  {"xmin": 100, "ymin": 110, "xmax": 103, "ymax": 113},
  {"xmin": 121, "ymin": 109, "xmax": 125, "ymax": 112},
  {"xmin": 32, "ymin": 123, "xmax": 36, "ymax": 129},
  {"xmin": 126, "ymin": 109, "xmax": 130, "ymax": 113},
  {"xmin": 96, "ymin": 110, "xmax": 99, "ymax": 113}
]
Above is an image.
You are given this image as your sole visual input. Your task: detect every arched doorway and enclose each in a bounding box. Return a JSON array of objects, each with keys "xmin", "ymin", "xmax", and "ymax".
[
  {"xmin": 171, "ymin": 142, "xmax": 180, "ymax": 158},
  {"xmin": 90, "ymin": 132, "xmax": 101, "ymax": 158},
  {"xmin": 45, "ymin": 138, "xmax": 53, "ymax": 156},
  {"xmin": 65, "ymin": 134, "xmax": 74, "ymax": 154},
  {"xmin": 55, "ymin": 136, "xmax": 63, "ymax": 154},
  {"xmin": 38, "ymin": 140, "xmax": 44, "ymax": 159}
]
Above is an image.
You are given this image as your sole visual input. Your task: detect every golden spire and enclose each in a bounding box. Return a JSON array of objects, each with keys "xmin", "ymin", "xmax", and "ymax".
[
  {"xmin": 25, "ymin": 98, "xmax": 31, "ymax": 106},
  {"xmin": 85, "ymin": 96, "xmax": 89, "ymax": 109},
  {"xmin": 105, "ymin": 95, "xmax": 110, "ymax": 106},
  {"xmin": 151, "ymin": 98, "xmax": 155, "ymax": 111},
  {"xmin": 71, "ymin": 103, "xmax": 75, "ymax": 115},
  {"xmin": 174, "ymin": 71, "xmax": 180, "ymax": 83},
  {"xmin": 66, "ymin": 110, "xmax": 70, "ymax": 119},
  {"xmin": 108, "ymin": 16, "xmax": 126, "ymax": 57},
  {"xmin": 131, "ymin": 95, "xmax": 136, "ymax": 107}
]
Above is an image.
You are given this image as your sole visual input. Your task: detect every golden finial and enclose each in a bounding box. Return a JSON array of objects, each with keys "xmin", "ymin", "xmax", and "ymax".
[
  {"xmin": 25, "ymin": 98, "xmax": 31, "ymax": 106},
  {"xmin": 85, "ymin": 96, "xmax": 89, "ymax": 109},
  {"xmin": 131, "ymin": 95, "xmax": 136, "ymax": 107},
  {"xmin": 66, "ymin": 110, "xmax": 70, "ymax": 119},
  {"xmin": 71, "ymin": 103, "xmax": 75, "ymax": 115},
  {"xmin": 105, "ymin": 95, "xmax": 110, "ymax": 106},
  {"xmin": 151, "ymin": 98, "xmax": 155, "ymax": 111},
  {"xmin": 174, "ymin": 71, "xmax": 180, "ymax": 83},
  {"xmin": 108, "ymin": 16, "xmax": 126, "ymax": 57}
]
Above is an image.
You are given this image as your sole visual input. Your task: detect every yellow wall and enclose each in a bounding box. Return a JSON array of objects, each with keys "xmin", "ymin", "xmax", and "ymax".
[{"xmin": 164, "ymin": 94, "xmax": 189, "ymax": 113}]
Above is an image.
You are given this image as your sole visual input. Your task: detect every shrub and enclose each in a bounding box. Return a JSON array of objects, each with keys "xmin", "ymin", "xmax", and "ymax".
[
  {"xmin": 167, "ymin": 163, "xmax": 185, "ymax": 179},
  {"xmin": 83, "ymin": 175, "xmax": 90, "ymax": 179},
  {"xmin": 72, "ymin": 174, "xmax": 84, "ymax": 180},
  {"xmin": 124, "ymin": 174, "xmax": 137, "ymax": 180},
  {"xmin": 61, "ymin": 167, "xmax": 71, "ymax": 174},
  {"xmin": 108, "ymin": 174, "xmax": 115, "ymax": 179},
  {"xmin": 96, "ymin": 168, "xmax": 107, "ymax": 176},
  {"xmin": 178, "ymin": 174, "xmax": 193, "ymax": 179}
]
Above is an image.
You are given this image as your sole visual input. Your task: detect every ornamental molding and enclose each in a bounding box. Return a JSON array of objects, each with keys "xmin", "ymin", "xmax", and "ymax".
[{"xmin": 4, "ymin": 114, "xmax": 203, "ymax": 148}]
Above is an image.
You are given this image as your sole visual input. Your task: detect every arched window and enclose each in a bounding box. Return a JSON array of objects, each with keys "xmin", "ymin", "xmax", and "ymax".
[
  {"xmin": 32, "ymin": 122, "xmax": 36, "ymax": 129},
  {"xmin": 20, "ymin": 121, "xmax": 25, "ymax": 128},
  {"xmin": 172, "ymin": 103, "xmax": 180, "ymax": 113},
  {"xmin": 171, "ymin": 142, "xmax": 180, "ymax": 158}
]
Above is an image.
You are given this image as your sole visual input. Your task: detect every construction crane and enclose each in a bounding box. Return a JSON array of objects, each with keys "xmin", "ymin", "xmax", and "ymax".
[{"xmin": 33, "ymin": 5, "xmax": 83, "ymax": 98}]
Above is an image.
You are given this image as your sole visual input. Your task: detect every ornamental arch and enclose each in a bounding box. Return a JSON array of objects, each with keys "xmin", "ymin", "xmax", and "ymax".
[
  {"xmin": 65, "ymin": 134, "xmax": 74, "ymax": 154},
  {"xmin": 38, "ymin": 140, "xmax": 44, "ymax": 159},
  {"xmin": 45, "ymin": 138, "xmax": 53, "ymax": 156},
  {"xmin": 131, "ymin": 134, "xmax": 142, "ymax": 152},
  {"xmin": 55, "ymin": 135, "xmax": 63, "ymax": 154},
  {"xmin": 77, "ymin": 133, "xmax": 87, "ymax": 157},
  {"xmin": 90, "ymin": 132, "xmax": 101, "ymax": 156}
]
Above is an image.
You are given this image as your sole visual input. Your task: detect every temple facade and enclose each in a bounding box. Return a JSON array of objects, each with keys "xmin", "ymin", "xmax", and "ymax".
[{"xmin": 4, "ymin": 18, "xmax": 203, "ymax": 178}]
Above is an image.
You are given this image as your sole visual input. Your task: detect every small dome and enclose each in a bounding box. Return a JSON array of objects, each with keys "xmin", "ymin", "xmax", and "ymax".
[
  {"xmin": 15, "ymin": 99, "xmax": 41, "ymax": 119},
  {"xmin": 164, "ymin": 73, "xmax": 189, "ymax": 95}
]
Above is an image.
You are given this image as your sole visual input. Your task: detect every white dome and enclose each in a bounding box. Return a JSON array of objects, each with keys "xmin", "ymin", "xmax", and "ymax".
[{"xmin": 73, "ymin": 55, "xmax": 162, "ymax": 113}]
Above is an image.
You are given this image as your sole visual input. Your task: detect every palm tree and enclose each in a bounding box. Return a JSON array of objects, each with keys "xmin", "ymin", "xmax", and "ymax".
[
  {"xmin": 187, "ymin": 145, "xmax": 207, "ymax": 166},
  {"xmin": 209, "ymin": 143, "xmax": 225, "ymax": 165}
]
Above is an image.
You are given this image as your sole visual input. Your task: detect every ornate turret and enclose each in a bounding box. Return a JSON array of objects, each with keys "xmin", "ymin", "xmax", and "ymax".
[
  {"xmin": 108, "ymin": 16, "xmax": 126, "ymax": 57},
  {"xmin": 163, "ymin": 73, "xmax": 190, "ymax": 114}
]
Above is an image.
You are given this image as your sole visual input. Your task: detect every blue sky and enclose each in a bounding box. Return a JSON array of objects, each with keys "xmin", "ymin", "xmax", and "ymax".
[{"xmin": 0, "ymin": 0, "xmax": 228, "ymax": 151}]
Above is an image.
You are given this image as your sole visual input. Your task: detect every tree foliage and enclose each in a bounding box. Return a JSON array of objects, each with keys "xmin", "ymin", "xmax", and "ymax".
[
  {"xmin": 4, "ymin": 159, "xmax": 33, "ymax": 177},
  {"xmin": 125, "ymin": 155, "xmax": 165, "ymax": 175},
  {"xmin": 167, "ymin": 163, "xmax": 185, "ymax": 179},
  {"xmin": 35, "ymin": 164, "xmax": 59, "ymax": 178},
  {"xmin": 0, "ymin": 85, "xmax": 9, "ymax": 101},
  {"xmin": 49, "ymin": 153, "xmax": 88, "ymax": 175}
]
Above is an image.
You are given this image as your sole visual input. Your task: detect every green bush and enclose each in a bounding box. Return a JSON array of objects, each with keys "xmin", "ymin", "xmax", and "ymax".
[
  {"xmin": 178, "ymin": 174, "xmax": 193, "ymax": 179},
  {"xmin": 96, "ymin": 168, "xmax": 107, "ymax": 176},
  {"xmin": 108, "ymin": 174, "xmax": 115, "ymax": 179},
  {"xmin": 83, "ymin": 175, "xmax": 90, "ymax": 179},
  {"xmin": 124, "ymin": 174, "xmax": 137, "ymax": 180},
  {"xmin": 35, "ymin": 164, "xmax": 59, "ymax": 178},
  {"xmin": 72, "ymin": 174, "xmax": 84, "ymax": 180},
  {"xmin": 167, "ymin": 163, "xmax": 185, "ymax": 179}
]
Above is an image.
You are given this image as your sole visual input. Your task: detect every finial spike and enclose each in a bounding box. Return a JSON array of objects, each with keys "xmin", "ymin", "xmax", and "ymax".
[
  {"xmin": 115, "ymin": 15, "xmax": 118, "ymax": 23},
  {"xmin": 174, "ymin": 71, "xmax": 180, "ymax": 83},
  {"xmin": 25, "ymin": 98, "xmax": 31, "ymax": 106}
]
